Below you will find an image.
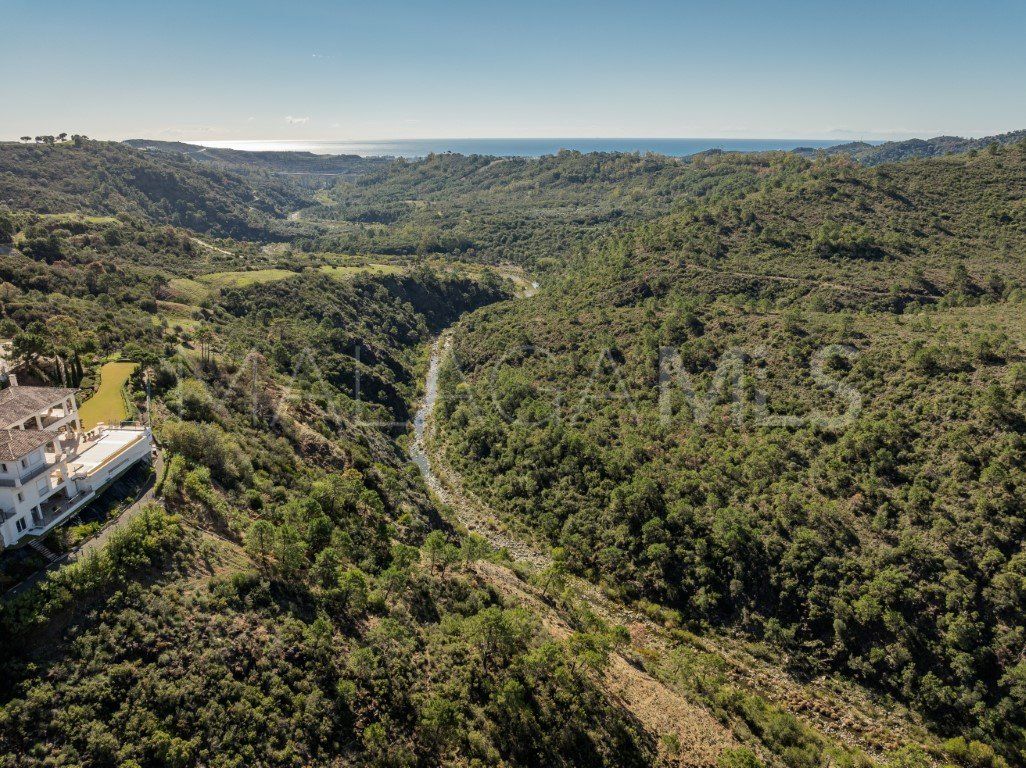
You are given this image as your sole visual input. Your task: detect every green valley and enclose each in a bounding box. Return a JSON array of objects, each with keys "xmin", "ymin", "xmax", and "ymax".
[{"xmin": 1, "ymin": 134, "xmax": 1025, "ymax": 768}]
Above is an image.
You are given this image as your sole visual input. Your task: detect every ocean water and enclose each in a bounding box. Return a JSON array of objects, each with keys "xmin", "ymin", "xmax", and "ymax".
[{"xmin": 191, "ymin": 137, "xmax": 847, "ymax": 159}]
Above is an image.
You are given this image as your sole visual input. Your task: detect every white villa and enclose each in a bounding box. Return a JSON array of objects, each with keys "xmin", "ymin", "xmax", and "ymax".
[{"xmin": 0, "ymin": 378, "xmax": 154, "ymax": 549}]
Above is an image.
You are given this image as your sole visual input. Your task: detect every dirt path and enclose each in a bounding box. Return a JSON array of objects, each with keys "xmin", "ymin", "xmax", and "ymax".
[
  {"xmin": 4, "ymin": 452, "xmax": 163, "ymax": 600},
  {"xmin": 77, "ymin": 451, "xmax": 163, "ymax": 559},
  {"xmin": 190, "ymin": 237, "xmax": 235, "ymax": 256},
  {"xmin": 474, "ymin": 559, "xmax": 739, "ymax": 766}
]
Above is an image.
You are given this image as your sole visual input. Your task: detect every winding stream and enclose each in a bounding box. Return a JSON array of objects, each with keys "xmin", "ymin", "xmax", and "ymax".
[{"xmin": 403, "ymin": 278, "xmax": 911, "ymax": 759}]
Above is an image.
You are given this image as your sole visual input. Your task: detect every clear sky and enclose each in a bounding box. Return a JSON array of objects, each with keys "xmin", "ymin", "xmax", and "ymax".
[{"xmin": 3, "ymin": 0, "xmax": 1025, "ymax": 142}]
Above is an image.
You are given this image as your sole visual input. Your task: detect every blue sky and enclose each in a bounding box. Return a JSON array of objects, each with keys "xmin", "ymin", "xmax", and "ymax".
[{"xmin": 3, "ymin": 0, "xmax": 1025, "ymax": 141}]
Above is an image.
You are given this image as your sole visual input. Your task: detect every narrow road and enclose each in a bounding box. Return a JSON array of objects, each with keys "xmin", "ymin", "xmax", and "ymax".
[{"xmin": 78, "ymin": 450, "xmax": 163, "ymax": 558}]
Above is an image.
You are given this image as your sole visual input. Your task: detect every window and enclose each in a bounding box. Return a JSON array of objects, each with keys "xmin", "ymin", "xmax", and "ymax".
[
  {"xmin": 37, "ymin": 478, "xmax": 49, "ymax": 494},
  {"xmin": 16, "ymin": 492, "xmax": 23, "ymax": 503},
  {"xmin": 21, "ymin": 458, "xmax": 27, "ymax": 469},
  {"xmin": 15, "ymin": 518, "xmax": 27, "ymax": 533},
  {"xmin": 0, "ymin": 463, "xmax": 6, "ymax": 472}
]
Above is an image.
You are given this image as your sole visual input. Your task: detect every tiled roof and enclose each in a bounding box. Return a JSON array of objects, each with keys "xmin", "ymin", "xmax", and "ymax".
[
  {"xmin": 0, "ymin": 386, "xmax": 77, "ymax": 429},
  {"xmin": 0, "ymin": 428, "xmax": 57, "ymax": 461}
]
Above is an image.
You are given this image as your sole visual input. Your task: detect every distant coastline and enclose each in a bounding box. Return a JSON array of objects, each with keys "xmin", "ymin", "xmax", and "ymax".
[{"xmin": 187, "ymin": 137, "xmax": 852, "ymax": 159}]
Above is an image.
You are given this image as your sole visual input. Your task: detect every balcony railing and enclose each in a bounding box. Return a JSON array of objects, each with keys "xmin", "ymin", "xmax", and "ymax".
[
  {"xmin": 29, "ymin": 490, "xmax": 91, "ymax": 534},
  {"xmin": 11, "ymin": 461, "xmax": 51, "ymax": 487}
]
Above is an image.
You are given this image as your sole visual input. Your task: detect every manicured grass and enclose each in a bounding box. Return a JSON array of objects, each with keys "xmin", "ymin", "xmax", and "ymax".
[
  {"xmin": 195, "ymin": 268, "xmax": 297, "ymax": 289},
  {"xmin": 79, "ymin": 361, "xmax": 138, "ymax": 429}
]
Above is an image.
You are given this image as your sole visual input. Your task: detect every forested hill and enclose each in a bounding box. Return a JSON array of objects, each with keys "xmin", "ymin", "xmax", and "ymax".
[
  {"xmin": 123, "ymin": 139, "xmax": 391, "ymax": 178},
  {"xmin": 2, "ymin": 209, "xmax": 645, "ymax": 767},
  {"xmin": 796, "ymin": 129, "xmax": 1026, "ymax": 165},
  {"xmin": 117, "ymin": 142, "xmax": 803, "ymax": 268},
  {"xmin": 6, "ymin": 130, "xmax": 1026, "ymax": 765},
  {"xmin": 0, "ymin": 139, "xmax": 306, "ymax": 238},
  {"xmin": 435, "ymin": 142, "xmax": 1026, "ymax": 762},
  {"xmin": 295, "ymin": 150, "xmax": 805, "ymax": 267}
]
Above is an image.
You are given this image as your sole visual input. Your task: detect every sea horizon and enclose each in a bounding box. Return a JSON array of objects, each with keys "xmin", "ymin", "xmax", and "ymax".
[{"xmin": 187, "ymin": 137, "xmax": 866, "ymax": 159}]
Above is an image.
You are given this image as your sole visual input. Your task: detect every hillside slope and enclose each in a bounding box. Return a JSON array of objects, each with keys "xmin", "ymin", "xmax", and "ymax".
[
  {"xmin": 0, "ymin": 140, "xmax": 306, "ymax": 237},
  {"xmin": 2, "ymin": 213, "xmax": 657, "ymax": 767},
  {"xmin": 123, "ymin": 138, "xmax": 390, "ymax": 178},
  {"xmin": 797, "ymin": 129, "xmax": 1026, "ymax": 165},
  {"xmin": 435, "ymin": 143, "xmax": 1026, "ymax": 762}
]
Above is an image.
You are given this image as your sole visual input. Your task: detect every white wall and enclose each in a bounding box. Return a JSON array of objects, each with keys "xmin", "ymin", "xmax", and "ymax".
[{"xmin": 0, "ymin": 445, "xmax": 69, "ymax": 547}]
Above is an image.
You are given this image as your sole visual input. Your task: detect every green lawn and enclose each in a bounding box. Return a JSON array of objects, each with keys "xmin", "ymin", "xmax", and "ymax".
[
  {"xmin": 319, "ymin": 263, "xmax": 404, "ymax": 280},
  {"xmin": 195, "ymin": 268, "xmax": 298, "ymax": 289},
  {"xmin": 79, "ymin": 361, "xmax": 138, "ymax": 429}
]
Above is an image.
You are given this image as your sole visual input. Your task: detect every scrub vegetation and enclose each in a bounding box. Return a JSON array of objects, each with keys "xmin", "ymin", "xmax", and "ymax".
[{"xmin": 1, "ymin": 136, "xmax": 1025, "ymax": 766}]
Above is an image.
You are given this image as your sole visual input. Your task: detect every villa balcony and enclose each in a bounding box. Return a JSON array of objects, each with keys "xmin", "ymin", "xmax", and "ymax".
[
  {"xmin": 15, "ymin": 407, "xmax": 74, "ymax": 432},
  {"xmin": 28, "ymin": 488, "xmax": 93, "ymax": 536},
  {"xmin": 0, "ymin": 459, "xmax": 56, "ymax": 489},
  {"xmin": 41, "ymin": 409, "xmax": 71, "ymax": 428},
  {"xmin": 2, "ymin": 424, "xmax": 152, "ymax": 545}
]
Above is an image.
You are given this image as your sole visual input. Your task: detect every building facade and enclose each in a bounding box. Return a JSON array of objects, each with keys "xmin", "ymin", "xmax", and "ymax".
[{"xmin": 0, "ymin": 381, "xmax": 154, "ymax": 549}]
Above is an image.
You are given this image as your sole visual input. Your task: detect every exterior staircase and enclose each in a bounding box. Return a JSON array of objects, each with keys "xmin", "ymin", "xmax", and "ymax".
[{"xmin": 28, "ymin": 538, "xmax": 60, "ymax": 563}]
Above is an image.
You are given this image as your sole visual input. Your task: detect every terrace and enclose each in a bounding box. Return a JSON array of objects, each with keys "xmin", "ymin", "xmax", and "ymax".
[
  {"xmin": 0, "ymin": 385, "xmax": 78, "ymax": 431},
  {"xmin": 21, "ymin": 426, "xmax": 152, "ymax": 539},
  {"xmin": 31, "ymin": 487, "xmax": 91, "ymax": 535},
  {"xmin": 67, "ymin": 426, "xmax": 150, "ymax": 480}
]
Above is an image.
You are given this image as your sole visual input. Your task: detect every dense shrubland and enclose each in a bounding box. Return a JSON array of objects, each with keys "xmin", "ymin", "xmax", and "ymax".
[
  {"xmin": 436, "ymin": 145, "xmax": 1026, "ymax": 761},
  {"xmin": 0, "ymin": 140, "xmax": 305, "ymax": 238},
  {"xmin": 0, "ymin": 252, "xmax": 640, "ymax": 765},
  {"xmin": 1, "ymin": 431, "xmax": 647, "ymax": 767},
  {"xmin": 0, "ymin": 159, "xmax": 646, "ymax": 765},
  {"xmin": 293, "ymin": 150, "xmax": 810, "ymax": 268},
  {"xmin": 4, "ymin": 137, "xmax": 1026, "ymax": 764}
]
